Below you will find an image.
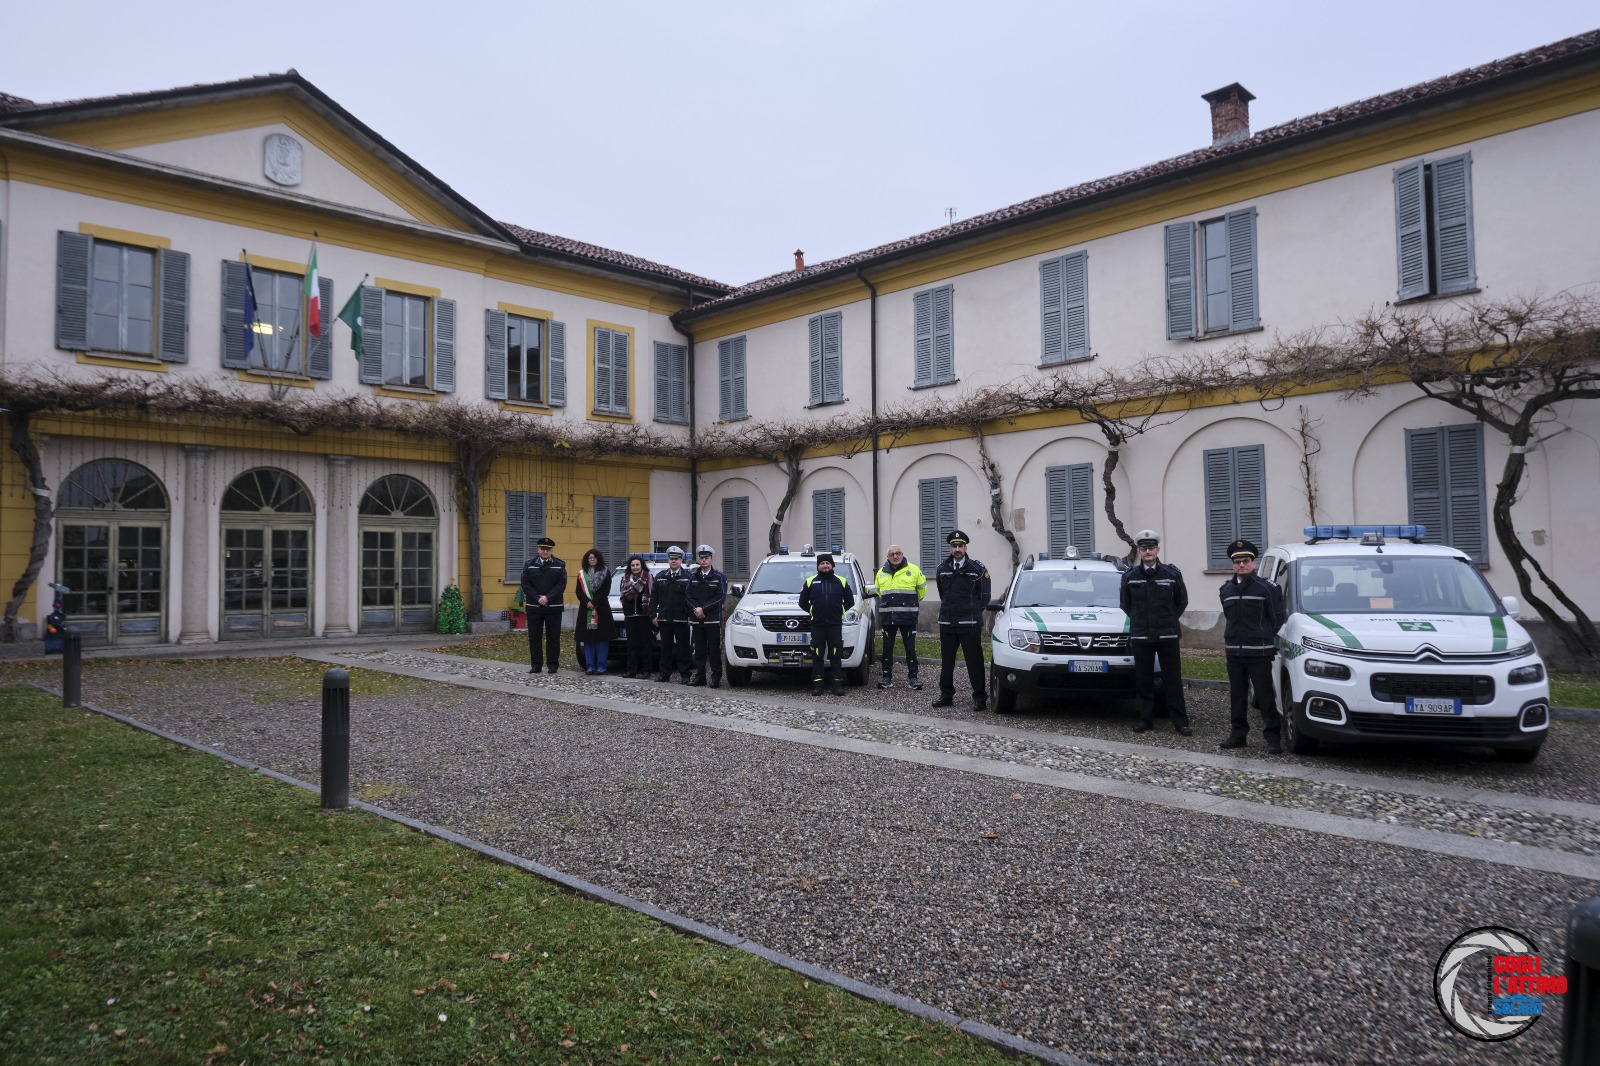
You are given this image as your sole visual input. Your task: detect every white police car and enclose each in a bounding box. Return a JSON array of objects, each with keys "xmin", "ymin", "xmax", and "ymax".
[
  {"xmin": 1259, "ymin": 525, "xmax": 1550, "ymax": 762},
  {"xmin": 985, "ymin": 548, "xmax": 1144, "ymax": 714},
  {"xmin": 723, "ymin": 546, "xmax": 877, "ymax": 686}
]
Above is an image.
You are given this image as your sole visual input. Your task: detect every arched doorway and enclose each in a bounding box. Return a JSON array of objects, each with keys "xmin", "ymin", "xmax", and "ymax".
[
  {"xmin": 358, "ymin": 474, "xmax": 437, "ymax": 633},
  {"xmin": 220, "ymin": 468, "xmax": 314, "ymax": 640},
  {"xmin": 55, "ymin": 459, "xmax": 170, "ymax": 646}
]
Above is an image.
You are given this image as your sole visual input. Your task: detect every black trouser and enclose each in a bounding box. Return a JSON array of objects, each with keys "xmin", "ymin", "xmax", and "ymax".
[
  {"xmin": 1133, "ymin": 639, "xmax": 1188, "ymax": 727},
  {"xmin": 623, "ymin": 615, "xmax": 653, "ymax": 674},
  {"xmin": 938, "ymin": 623, "xmax": 984, "ymax": 697},
  {"xmin": 1226, "ymin": 656, "xmax": 1280, "ymax": 739},
  {"xmin": 880, "ymin": 623, "xmax": 918, "ymax": 677},
  {"xmin": 657, "ymin": 620, "xmax": 691, "ymax": 678},
  {"xmin": 811, "ymin": 622, "xmax": 844, "ymax": 684},
  {"xmin": 691, "ymin": 621, "xmax": 722, "ymax": 682},
  {"xmin": 527, "ymin": 607, "xmax": 562, "ymax": 671}
]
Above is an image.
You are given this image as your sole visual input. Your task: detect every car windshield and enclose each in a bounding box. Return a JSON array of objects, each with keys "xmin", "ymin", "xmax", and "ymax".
[
  {"xmin": 1293, "ymin": 555, "xmax": 1501, "ymax": 614},
  {"xmin": 1009, "ymin": 570, "xmax": 1123, "ymax": 609},
  {"xmin": 747, "ymin": 560, "xmax": 858, "ymax": 595}
]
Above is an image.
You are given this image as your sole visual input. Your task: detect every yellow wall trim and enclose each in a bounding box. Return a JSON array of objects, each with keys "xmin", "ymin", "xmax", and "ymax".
[
  {"xmin": 496, "ymin": 399, "xmax": 555, "ymax": 417},
  {"xmin": 372, "ymin": 385, "xmax": 441, "ymax": 402},
  {"xmin": 243, "ymin": 252, "xmax": 306, "ymax": 275},
  {"xmin": 78, "ymin": 222, "xmax": 170, "ymax": 249},
  {"xmin": 374, "ymin": 277, "xmax": 442, "ymax": 298},
  {"xmin": 497, "ymin": 301, "xmax": 553, "ymax": 320},
  {"xmin": 235, "ymin": 369, "xmax": 315, "ymax": 388},
  {"xmin": 74, "ymin": 351, "xmax": 168, "ymax": 372}
]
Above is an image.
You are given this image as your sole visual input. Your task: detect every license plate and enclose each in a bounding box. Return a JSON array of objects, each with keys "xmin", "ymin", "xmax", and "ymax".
[
  {"xmin": 1067, "ymin": 659, "xmax": 1107, "ymax": 673},
  {"xmin": 775, "ymin": 632, "xmax": 809, "ymax": 645},
  {"xmin": 1406, "ymin": 696, "xmax": 1461, "ymax": 715}
]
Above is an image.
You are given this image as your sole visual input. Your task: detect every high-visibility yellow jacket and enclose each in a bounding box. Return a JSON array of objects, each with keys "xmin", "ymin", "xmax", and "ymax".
[{"xmin": 874, "ymin": 559, "xmax": 926, "ymax": 625}]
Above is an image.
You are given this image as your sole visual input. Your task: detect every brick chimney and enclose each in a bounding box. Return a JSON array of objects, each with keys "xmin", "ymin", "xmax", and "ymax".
[
  {"xmin": 794, "ymin": 249, "xmax": 805, "ymax": 271},
  {"xmin": 1201, "ymin": 83, "xmax": 1255, "ymax": 148}
]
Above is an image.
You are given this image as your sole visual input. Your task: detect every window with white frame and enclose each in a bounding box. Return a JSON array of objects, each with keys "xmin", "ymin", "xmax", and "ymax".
[
  {"xmin": 55, "ymin": 231, "xmax": 190, "ymax": 362},
  {"xmin": 486, "ymin": 310, "xmax": 564, "ymax": 405},
  {"xmin": 354, "ymin": 285, "xmax": 456, "ymax": 393},
  {"xmin": 1394, "ymin": 153, "xmax": 1476, "ymax": 300},
  {"xmin": 1164, "ymin": 208, "xmax": 1258, "ymax": 339}
]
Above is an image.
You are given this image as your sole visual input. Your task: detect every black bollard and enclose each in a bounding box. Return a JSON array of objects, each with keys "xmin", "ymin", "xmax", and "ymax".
[
  {"xmin": 62, "ymin": 631, "xmax": 82, "ymax": 709},
  {"xmin": 1566, "ymin": 896, "xmax": 1600, "ymax": 1065},
  {"xmin": 320, "ymin": 667, "xmax": 350, "ymax": 810}
]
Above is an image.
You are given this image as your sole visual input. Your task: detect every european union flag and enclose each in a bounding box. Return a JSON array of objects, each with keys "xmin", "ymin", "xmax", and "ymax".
[{"xmin": 243, "ymin": 264, "xmax": 260, "ymax": 359}]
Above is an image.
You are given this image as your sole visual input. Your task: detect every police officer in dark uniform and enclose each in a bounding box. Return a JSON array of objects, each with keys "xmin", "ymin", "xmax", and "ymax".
[
  {"xmin": 932, "ymin": 530, "xmax": 990, "ymax": 710},
  {"xmin": 1120, "ymin": 529, "xmax": 1191, "ymax": 734},
  {"xmin": 651, "ymin": 546, "xmax": 693, "ymax": 683},
  {"xmin": 520, "ymin": 536, "xmax": 566, "ymax": 674},
  {"xmin": 686, "ymin": 544, "xmax": 728, "ymax": 688},
  {"xmin": 1218, "ymin": 538, "xmax": 1287, "ymax": 753},
  {"xmin": 798, "ymin": 552, "xmax": 854, "ymax": 696}
]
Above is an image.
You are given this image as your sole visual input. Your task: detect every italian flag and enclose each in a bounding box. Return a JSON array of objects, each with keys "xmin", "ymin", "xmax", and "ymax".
[{"xmin": 304, "ymin": 243, "xmax": 322, "ymax": 338}]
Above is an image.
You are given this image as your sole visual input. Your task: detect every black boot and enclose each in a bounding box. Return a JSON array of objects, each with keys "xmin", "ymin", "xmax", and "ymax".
[
  {"xmin": 931, "ymin": 692, "xmax": 954, "ymax": 708},
  {"xmin": 832, "ymin": 678, "xmax": 845, "ymax": 696},
  {"xmin": 812, "ymin": 679, "xmax": 824, "ymax": 696}
]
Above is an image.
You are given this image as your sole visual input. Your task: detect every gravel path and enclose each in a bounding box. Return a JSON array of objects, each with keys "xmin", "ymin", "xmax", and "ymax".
[{"xmin": 38, "ymin": 654, "xmax": 1600, "ymax": 1065}]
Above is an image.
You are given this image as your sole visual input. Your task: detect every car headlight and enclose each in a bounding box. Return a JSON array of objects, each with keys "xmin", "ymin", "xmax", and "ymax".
[
  {"xmin": 731, "ymin": 609, "xmax": 757, "ymax": 627},
  {"xmin": 1008, "ymin": 628, "xmax": 1041, "ymax": 652},
  {"xmin": 1508, "ymin": 663, "xmax": 1545, "ymax": 685},
  {"xmin": 844, "ymin": 609, "xmax": 859, "ymax": 625},
  {"xmin": 1304, "ymin": 658, "xmax": 1352, "ymax": 680}
]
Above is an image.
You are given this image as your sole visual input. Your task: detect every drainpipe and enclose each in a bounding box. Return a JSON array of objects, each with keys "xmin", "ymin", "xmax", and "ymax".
[
  {"xmin": 680, "ymin": 290, "xmax": 698, "ymax": 551},
  {"xmin": 855, "ymin": 268, "xmax": 880, "ymax": 564}
]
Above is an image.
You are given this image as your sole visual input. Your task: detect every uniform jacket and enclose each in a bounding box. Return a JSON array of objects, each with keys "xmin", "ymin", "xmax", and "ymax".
[
  {"xmin": 520, "ymin": 554, "xmax": 567, "ymax": 609},
  {"xmin": 874, "ymin": 559, "xmax": 926, "ymax": 627},
  {"xmin": 1120, "ymin": 561, "xmax": 1188, "ymax": 641},
  {"xmin": 1218, "ymin": 573, "xmax": 1288, "ymax": 659},
  {"xmin": 651, "ymin": 565, "xmax": 693, "ymax": 623},
  {"xmin": 935, "ymin": 554, "xmax": 991, "ymax": 626},
  {"xmin": 686, "ymin": 565, "xmax": 729, "ymax": 624},
  {"xmin": 798, "ymin": 570, "xmax": 855, "ymax": 626}
]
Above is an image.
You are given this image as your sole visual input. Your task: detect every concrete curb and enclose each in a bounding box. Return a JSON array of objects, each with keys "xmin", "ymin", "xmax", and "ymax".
[{"xmin": 33, "ymin": 683, "xmax": 1091, "ymax": 1066}]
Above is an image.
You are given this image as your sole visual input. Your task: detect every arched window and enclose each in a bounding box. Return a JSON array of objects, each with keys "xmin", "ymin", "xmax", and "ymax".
[
  {"xmin": 359, "ymin": 475, "xmax": 435, "ymax": 518},
  {"xmin": 222, "ymin": 469, "xmax": 313, "ymax": 513},
  {"xmin": 59, "ymin": 459, "xmax": 168, "ymax": 510}
]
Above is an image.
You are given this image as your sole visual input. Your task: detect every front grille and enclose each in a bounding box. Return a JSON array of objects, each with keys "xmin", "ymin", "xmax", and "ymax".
[
  {"xmin": 1346, "ymin": 711, "xmax": 1521, "ymax": 738},
  {"xmin": 1040, "ymin": 632, "xmax": 1129, "ymax": 651},
  {"xmin": 760, "ymin": 615, "xmax": 811, "ymax": 632},
  {"xmin": 1370, "ymin": 674, "xmax": 1494, "ymax": 704}
]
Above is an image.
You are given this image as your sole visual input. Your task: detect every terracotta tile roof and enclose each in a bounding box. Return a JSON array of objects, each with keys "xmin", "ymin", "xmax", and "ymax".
[
  {"xmin": 686, "ymin": 28, "xmax": 1600, "ymax": 315},
  {"xmin": 499, "ymin": 221, "xmax": 729, "ymax": 292},
  {"xmin": 0, "ymin": 72, "xmax": 295, "ymax": 117}
]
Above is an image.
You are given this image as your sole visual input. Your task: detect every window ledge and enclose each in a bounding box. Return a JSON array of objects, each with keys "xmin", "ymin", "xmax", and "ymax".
[
  {"xmin": 653, "ymin": 416, "xmax": 690, "ymax": 426},
  {"xmin": 588, "ymin": 410, "xmax": 635, "ymax": 425},
  {"xmin": 1037, "ymin": 354, "xmax": 1094, "ymax": 371},
  {"xmin": 1394, "ymin": 287, "xmax": 1481, "ymax": 307},
  {"xmin": 909, "ymin": 378, "xmax": 958, "ymax": 391},
  {"xmin": 498, "ymin": 398, "xmax": 554, "ymax": 416},
  {"xmin": 373, "ymin": 384, "xmax": 439, "ymax": 401},
  {"xmin": 1190, "ymin": 324, "xmax": 1265, "ymax": 341},
  {"xmin": 806, "ymin": 398, "xmax": 847, "ymax": 410},
  {"xmin": 715, "ymin": 414, "xmax": 751, "ymax": 424},
  {"xmin": 236, "ymin": 369, "xmax": 315, "ymax": 388},
  {"xmin": 74, "ymin": 351, "xmax": 167, "ymax": 373}
]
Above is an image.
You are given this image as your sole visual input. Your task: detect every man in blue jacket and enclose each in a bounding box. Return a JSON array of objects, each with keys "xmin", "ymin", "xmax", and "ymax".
[
  {"xmin": 1217, "ymin": 538, "xmax": 1287, "ymax": 753},
  {"xmin": 1120, "ymin": 529, "xmax": 1191, "ymax": 735},
  {"xmin": 686, "ymin": 544, "xmax": 728, "ymax": 688},
  {"xmin": 933, "ymin": 530, "xmax": 990, "ymax": 710},
  {"xmin": 798, "ymin": 553, "xmax": 854, "ymax": 696},
  {"xmin": 520, "ymin": 536, "xmax": 566, "ymax": 674}
]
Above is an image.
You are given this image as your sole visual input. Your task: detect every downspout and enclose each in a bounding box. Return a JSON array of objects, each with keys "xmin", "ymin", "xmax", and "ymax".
[
  {"xmin": 680, "ymin": 289, "xmax": 698, "ymax": 551},
  {"xmin": 855, "ymin": 268, "xmax": 880, "ymax": 564}
]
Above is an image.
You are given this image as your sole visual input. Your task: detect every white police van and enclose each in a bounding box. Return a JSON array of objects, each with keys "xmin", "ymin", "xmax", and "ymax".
[
  {"xmin": 1259, "ymin": 525, "xmax": 1550, "ymax": 761},
  {"xmin": 722, "ymin": 545, "xmax": 877, "ymax": 686},
  {"xmin": 985, "ymin": 548, "xmax": 1146, "ymax": 714}
]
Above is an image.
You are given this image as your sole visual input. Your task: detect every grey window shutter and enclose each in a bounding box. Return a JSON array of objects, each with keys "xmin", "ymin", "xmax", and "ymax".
[
  {"xmin": 308, "ymin": 276, "xmax": 334, "ymax": 379},
  {"xmin": 593, "ymin": 328, "xmax": 612, "ymax": 413},
  {"xmin": 1039, "ymin": 256, "xmax": 1064, "ymax": 365},
  {"xmin": 547, "ymin": 321, "xmax": 567, "ymax": 406},
  {"xmin": 1203, "ymin": 448, "xmax": 1235, "ymax": 569},
  {"xmin": 56, "ymin": 231, "xmax": 93, "ymax": 351},
  {"xmin": 822, "ymin": 311, "xmax": 842, "ymax": 403},
  {"xmin": 675, "ymin": 343, "xmax": 690, "ymax": 421},
  {"xmin": 1204, "ymin": 446, "xmax": 1265, "ymax": 568},
  {"xmin": 932, "ymin": 285, "xmax": 954, "ymax": 383},
  {"xmin": 731, "ymin": 336, "xmax": 746, "ymax": 418},
  {"xmin": 358, "ymin": 285, "xmax": 385, "ymax": 385},
  {"xmin": 594, "ymin": 497, "xmax": 612, "ymax": 561},
  {"xmin": 811, "ymin": 488, "xmax": 844, "ymax": 552},
  {"xmin": 221, "ymin": 259, "xmax": 250, "ymax": 369},
  {"xmin": 918, "ymin": 479, "xmax": 937, "ymax": 571},
  {"xmin": 485, "ymin": 309, "xmax": 508, "ymax": 400},
  {"xmin": 1224, "ymin": 208, "xmax": 1258, "ymax": 331},
  {"xmin": 505, "ymin": 491, "xmax": 527, "ymax": 582},
  {"xmin": 914, "ymin": 289, "xmax": 934, "ymax": 384},
  {"xmin": 1164, "ymin": 223, "xmax": 1196, "ymax": 340},
  {"xmin": 1393, "ymin": 161, "xmax": 1430, "ymax": 300},
  {"xmin": 722, "ymin": 498, "xmax": 735, "ymax": 571},
  {"xmin": 1235, "ymin": 443, "xmax": 1266, "ymax": 550},
  {"xmin": 938, "ymin": 478, "xmax": 956, "ymax": 554},
  {"xmin": 1406, "ymin": 428, "xmax": 1444, "ymax": 548},
  {"xmin": 655, "ymin": 340, "xmax": 672, "ymax": 420},
  {"xmin": 611, "ymin": 330, "xmax": 629, "ymax": 412},
  {"xmin": 1445, "ymin": 423, "xmax": 1486, "ymax": 563},
  {"xmin": 1431, "ymin": 153, "xmax": 1476, "ymax": 295},
  {"xmin": 610, "ymin": 498, "xmax": 630, "ymax": 561},
  {"xmin": 1068, "ymin": 462, "xmax": 1094, "ymax": 551},
  {"xmin": 735, "ymin": 497, "xmax": 749, "ymax": 579},
  {"xmin": 157, "ymin": 248, "xmax": 190, "ymax": 362},
  {"xmin": 718, "ymin": 338, "xmax": 734, "ymax": 419},
  {"xmin": 529, "ymin": 492, "xmax": 546, "ymax": 543},
  {"xmin": 808, "ymin": 315, "xmax": 823, "ymax": 405},
  {"xmin": 1062, "ymin": 252, "xmax": 1089, "ymax": 361},
  {"xmin": 432, "ymin": 297, "xmax": 456, "ymax": 393},
  {"xmin": 1045, "ymin": 466, "xmax": 1070, "ymax": 558}
]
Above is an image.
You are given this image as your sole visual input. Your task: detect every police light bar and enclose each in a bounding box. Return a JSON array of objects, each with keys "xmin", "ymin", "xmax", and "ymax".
[
  {"xmin": 778, "ymin": 545, "xmax": 789, "ymax": 555},
  {"xmin": 1303, "ymin": 524, "xmax": 1427, "ymax": 543},
  {"xmin": 638, "ymin": 553, "xmax": 674, "ymax": 561}
]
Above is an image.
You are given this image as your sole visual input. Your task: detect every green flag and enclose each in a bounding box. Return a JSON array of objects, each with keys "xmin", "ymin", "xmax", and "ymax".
[{"xmin": 336, "ymin": 288, "xmax": 363, "ymax": 360}]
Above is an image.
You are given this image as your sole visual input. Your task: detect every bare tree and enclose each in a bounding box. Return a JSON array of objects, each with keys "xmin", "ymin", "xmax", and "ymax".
[{"xmin": 3, "ymin": 412, "xmax": 54, "ymax": 638}]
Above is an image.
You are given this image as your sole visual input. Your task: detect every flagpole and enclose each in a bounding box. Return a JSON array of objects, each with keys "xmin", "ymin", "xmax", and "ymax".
[{"xmin": 241, "ymin": 249, "xmax": 264, "ymax": 369}]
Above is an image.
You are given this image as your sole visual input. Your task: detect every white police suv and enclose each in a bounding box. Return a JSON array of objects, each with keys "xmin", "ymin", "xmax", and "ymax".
[
  {"xmin": 1259, "ymin": 525, "xmax": 1550, "ymax": 762},
  {"xmin": 986, "ymin": 548, "xmax": 1141, "ymax": 714},
  {"xmin": 723, "ymin": 546, "xmax": 877, "ymax": 686}
]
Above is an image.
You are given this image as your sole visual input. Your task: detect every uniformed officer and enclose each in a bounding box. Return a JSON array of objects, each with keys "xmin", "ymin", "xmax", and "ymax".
[
  {"xmin": 932, "ymin": 530, "xmax": 990, "ymax": 710},
  {"xmin": 686, "ymin": 544, "xmax": 728, "ymax": 688},
  {"xmin": 875, "ymin": 544, "xmax": 926, "ymax": 689},
  {"xmin": 520, "ymin": 536, "xmax": 566, "ymax": 674},
  {"xmin": 798, "ymin": 552, "xmax": 854, "ymax": 695},
  {"xmin": 651, "ymin": 546, "xmax": 694, "ymax": 683},
  {"xmin": 1218, "ymin": 538, "xmax": 1287, "ymax": 753},
  {"xmin": 1120, "ymin": 529, "xmax": 1191, "ymax": 734}
]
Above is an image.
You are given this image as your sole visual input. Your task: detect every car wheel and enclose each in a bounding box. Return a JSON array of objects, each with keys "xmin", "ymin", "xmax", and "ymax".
[
  {"xmin": 992, "ymin": 675, "xmax": 1017, "ymax": 715},
  {"xmin": 1281, "ymin": 670, "xmax": 1320, "ymax": 756},
  {"xmin": 1495, "ymin": 745, "xmax": 1541, "ymax": 763},
  {"xmin": 846, "ymin": 658, "xmax": 869, "ymax": 686},
  {"xmin": 726, "ymin": 666, "xmax": 752, "ymax": 687}
]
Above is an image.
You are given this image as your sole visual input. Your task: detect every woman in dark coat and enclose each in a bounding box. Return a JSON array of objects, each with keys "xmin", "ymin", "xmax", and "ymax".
[
  {"xmin": 574, "ymin": 548, "xmax": 617, "ymax": 674},
  {"xmin": 617, "ymin": 554, "xmax": 654, "ymax": 677}
]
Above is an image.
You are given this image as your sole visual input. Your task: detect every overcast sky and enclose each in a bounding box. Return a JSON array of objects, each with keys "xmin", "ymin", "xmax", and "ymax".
[{"xmin": 5, "ymin": 2, "xmax": 1595, "ymax": 287}]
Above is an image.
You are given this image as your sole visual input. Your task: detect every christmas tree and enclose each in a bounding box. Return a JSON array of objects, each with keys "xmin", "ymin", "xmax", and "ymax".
[{"xmin": 436, "ymin": 582, "xmax": 469, "ymax": 634}]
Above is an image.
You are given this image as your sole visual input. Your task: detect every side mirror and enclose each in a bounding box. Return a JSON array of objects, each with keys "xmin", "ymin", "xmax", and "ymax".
[
  {"xmin": 984, "ymin": 599, "xmax": 1004, "ymax": 613},
  {"xmin": 730, "ymin": 583, "xmax": 744, "ymax": 597},
  {"xmin": 1501, "ymin": 595, "xmax": 1520, "ymax": 617},
  {"xmin": 864, "ymin": 584, "xmax": 878, "ymax": 598}
]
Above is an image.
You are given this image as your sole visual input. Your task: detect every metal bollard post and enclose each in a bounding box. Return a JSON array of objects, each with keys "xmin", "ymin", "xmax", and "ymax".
[
  {"xmin": 320, "ymin": 667, "xmax": 350, "ymax": 810},
  {"xmin": 62, "ymin": 631, "xmax": 82, "ymax": 709},
  {"xmin": 1565, "ymin": 896, "xmax": 1600, "ymax": 1065}
]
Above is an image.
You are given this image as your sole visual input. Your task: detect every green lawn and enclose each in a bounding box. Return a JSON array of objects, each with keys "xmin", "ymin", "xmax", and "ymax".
[{"xmin": 0, "ymin": 685, "xmax": 1014, "ymax": 1065}]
